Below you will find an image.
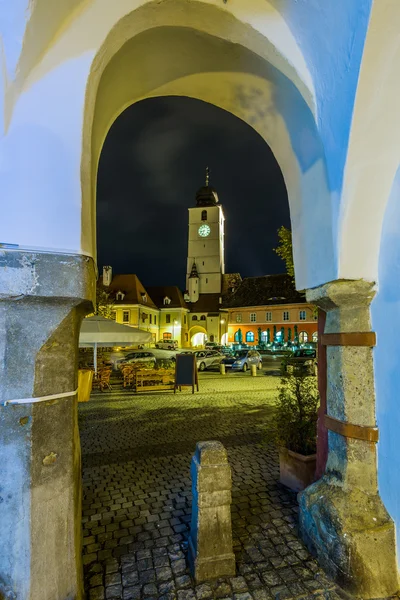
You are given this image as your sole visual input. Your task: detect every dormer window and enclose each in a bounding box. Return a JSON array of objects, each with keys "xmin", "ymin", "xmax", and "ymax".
[
  {"xmin": 163, "ymin": 296, "xmax": 171, "ymax": 305},
  {"xmin": 201, "ymin": 210, "xmax": 207, "ymax": 221},
  {"xmin": 116, "ymin": 291, "xmax": 125, "ymax": 301},
  {"xmin": 141, "ymin": 292, "xmax": 147, "ymax": 303}
]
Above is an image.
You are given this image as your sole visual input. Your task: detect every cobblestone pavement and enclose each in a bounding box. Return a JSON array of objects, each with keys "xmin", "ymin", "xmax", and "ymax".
[{"xmin": 79, "ymin": 372, "xmax": 345, "ymax": 600}]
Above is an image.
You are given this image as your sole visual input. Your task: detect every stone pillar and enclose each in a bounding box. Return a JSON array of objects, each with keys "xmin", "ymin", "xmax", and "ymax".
[
  {"xmin": 0, "ymin": 250, "xmax": 95, "ymax": 600},
  {"xmin": 298, "ymin": 280, "xmax": 399, "ymax": 598},
  {"xmin": 188, "ymin": 441, "xmax": 236, "ymax": 582}
]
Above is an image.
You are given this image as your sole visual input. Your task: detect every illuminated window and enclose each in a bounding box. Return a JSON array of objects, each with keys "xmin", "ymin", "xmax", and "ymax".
[
  {"xmin": 163, "ymin": 332, "xmax": 172, "ymax": 339},
  {"xmin": 299, "ymin": 331, "xmax": 308, "ymax": 343},
  {"xmin": 246, "ymin": 331, "xmax": 255, "ymax": 342},
  {"xmin": 122, "ymin": 310, "xmax": 129, "ymax": 323},
  {"xmin": 250, "ymin": 313, "xmax": 256, "ymax": 322},
  {"xmin": 312, "ymin": 332, "xmax": 318, "ymax": 342},
  {"xmin": 299, "ymin": 310, "xmax": 306, "ymax": 321},
  {"xmin": 283, "ymin": 311, "xmax": 290, "ymax": 321}
]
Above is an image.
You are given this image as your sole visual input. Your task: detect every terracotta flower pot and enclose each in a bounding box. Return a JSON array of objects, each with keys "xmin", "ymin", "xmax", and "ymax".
[{"xmin": 278, "ymin": 447, "xmax": 316, "ymax": 492}]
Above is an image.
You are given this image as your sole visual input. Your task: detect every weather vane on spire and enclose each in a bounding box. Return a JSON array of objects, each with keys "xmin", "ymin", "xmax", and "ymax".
[{"xmin": 205, "ymin": 166, "xmax": 210, "ymax": 186}]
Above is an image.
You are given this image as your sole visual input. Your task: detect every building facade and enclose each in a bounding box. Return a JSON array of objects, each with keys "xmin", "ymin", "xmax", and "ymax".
[
  {"xmin": 146, "ymin": 286, "xmax": 190, "ymax": 348},
  {"xmin": 225, "ymin": 275, "xmax": 317, "ymax": 345}
]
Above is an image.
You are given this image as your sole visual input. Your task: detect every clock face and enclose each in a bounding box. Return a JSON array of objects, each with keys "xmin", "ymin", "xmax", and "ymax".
[{"xmin": 198, "ymin": 224, "xmax": 211, "ymax": 237}]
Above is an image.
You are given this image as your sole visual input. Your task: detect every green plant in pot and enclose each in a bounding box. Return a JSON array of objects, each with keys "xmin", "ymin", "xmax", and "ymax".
[{"xmin": 275, "ymin": 369, "xmax": 319, "ymax": 492}]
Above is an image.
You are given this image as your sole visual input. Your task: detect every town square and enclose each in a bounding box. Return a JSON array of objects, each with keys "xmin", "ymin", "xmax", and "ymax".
[{"xmin": 1, "ymin": 2, "xmax": 400, "ymax": 600}]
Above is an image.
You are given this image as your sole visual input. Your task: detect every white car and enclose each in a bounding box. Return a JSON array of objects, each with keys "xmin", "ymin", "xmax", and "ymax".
[
  {"xmin": 155, "ymin": 339, "xmax": 178, "ymax": 350},
  {"xmin": 117, "ymin": 351, "xmax": 156, "ymax": 369},
  {"xmin": 194, "ymin": 350, "xmax": 224, "ymax": 372}
]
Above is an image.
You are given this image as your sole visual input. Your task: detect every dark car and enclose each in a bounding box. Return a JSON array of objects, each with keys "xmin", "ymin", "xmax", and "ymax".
[
  {"xmin": 284, "ymin": 350, "xmax": 316, "ymax": 375},
  {"xmin": 221, "ymin": 349, "xmax": 262, "ymax": 372}
]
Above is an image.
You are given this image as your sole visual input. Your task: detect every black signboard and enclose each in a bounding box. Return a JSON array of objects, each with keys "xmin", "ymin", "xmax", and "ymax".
[{"xmin": 174, "ymin": 354, "xmax": 199, "ymax": 394}]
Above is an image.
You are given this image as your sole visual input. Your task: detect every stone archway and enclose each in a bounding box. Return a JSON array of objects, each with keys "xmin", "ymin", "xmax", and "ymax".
[
  {"xmin": 189, "ymin": 325, "xmax": 208, "ymax": 348},
  {"xmin": 2, "ymin": 1, "xmax": 400, "ymax": 597}
]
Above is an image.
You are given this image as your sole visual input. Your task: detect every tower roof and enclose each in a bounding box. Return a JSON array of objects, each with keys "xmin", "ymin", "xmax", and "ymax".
[
  {"xmin": 189, "ymin": 261, "xmax": 199, "ymax": 279},
  {"xmin": 196, "ymin": 166, "xmax": 219, "ymax": 206}
]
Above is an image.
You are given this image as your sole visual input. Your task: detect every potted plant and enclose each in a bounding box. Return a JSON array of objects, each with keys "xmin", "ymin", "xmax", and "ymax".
[{"xmin": 274, "ymin": 368, "xmax": 319, "ymax": 491}]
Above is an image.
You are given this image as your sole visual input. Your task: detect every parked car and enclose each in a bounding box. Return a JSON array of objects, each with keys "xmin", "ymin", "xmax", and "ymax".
[
  {"xmin": 204, "ymin": 342, "xmax": 220, "ymax": 350},
  {"xmin": 192, "ymin": 350, "xmax": 224, "ymax": 371},
  {"xmin": 293, "ymin": 347, "xmax": 316, "ymax": 358},
  {"xmin": 155, "ymin": 339, "xmax": 178, "ymax": 350},
  {"xmin": 117, "ymin": 351, "xmax": 156, "ymax": 369},
  {"xmin": 221, "ymin": 349, "xmax": 262, "ymax": 372},
  {"xmin": 283, "ymin": 352, "xmax": 316, "ymax": 376}
]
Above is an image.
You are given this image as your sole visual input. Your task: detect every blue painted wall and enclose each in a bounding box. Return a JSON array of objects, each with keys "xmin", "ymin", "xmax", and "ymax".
[
  {"xmin": 271, "ymin": 0, "xmax": 372, "ymax": 196},
  {"xmin": 372, "ymin": 165, "xmax": 400, "ymax": 564}
]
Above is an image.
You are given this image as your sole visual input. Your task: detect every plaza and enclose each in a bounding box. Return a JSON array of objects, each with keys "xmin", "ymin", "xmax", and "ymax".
[{"xmin": 80, "ymin": 370, "xmax": 343, "ymax": 600}]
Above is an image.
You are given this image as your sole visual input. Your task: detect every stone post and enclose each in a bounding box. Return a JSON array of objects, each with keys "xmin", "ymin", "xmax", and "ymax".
[
  {"xmin": 250, "ymin": 364, "xmax": 257, "ymax": 376},
  {"xmin": 298, "ymin": 280, "xmax": 399, "ymax": 597},
  {"xmin": 188, "ymin": 441, "xmax": 236, "ymax": 582},
  {"xmin": 220, "ymin": 363, "xmax": 226, "ymax": 375},
  {"xmin": 0, "ymin": 250, "xmax": 95, "ymax": 600}
]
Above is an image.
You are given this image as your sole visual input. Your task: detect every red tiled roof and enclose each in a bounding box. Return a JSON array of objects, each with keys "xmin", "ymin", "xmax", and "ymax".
[
  {"xmin": 146, "ymin": 286, "xmax": 188, "ymax": 309},
  {"xmin": 223, "ymin": 274, "xmax": 306, "ymax": 308},
  {"xmin": 101, "ymin": 274, "xmax": 158, "ymax": 309},
  {"xmin": 189, "ymin": 293, "xmax": 224, "ymax": 313}
]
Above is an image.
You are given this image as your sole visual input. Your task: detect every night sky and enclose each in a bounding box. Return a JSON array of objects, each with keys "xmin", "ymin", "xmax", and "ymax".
[{"xmin": 97, "ymin": 97, "xmax": 290, "ymax": 289}]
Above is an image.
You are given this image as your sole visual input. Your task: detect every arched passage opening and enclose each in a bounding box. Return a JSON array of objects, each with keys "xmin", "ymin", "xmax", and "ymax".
[
  {"xmin": 189, "ymin": 326, "xmax": 208, "ymax": 348},
  {"xmin": 6, "ymin": 1, "xmax": 387, "ymax": 597}
]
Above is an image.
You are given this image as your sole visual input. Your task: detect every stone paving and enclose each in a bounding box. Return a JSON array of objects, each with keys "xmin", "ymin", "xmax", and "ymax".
[{"xmin": 79, "ymin": 372, "xmax": 345, "ymax": 600}]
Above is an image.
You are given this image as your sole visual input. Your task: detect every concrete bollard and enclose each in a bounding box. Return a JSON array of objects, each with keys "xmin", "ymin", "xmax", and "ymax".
[
  {"xmin": 188, "ymin": 441, "xmax": 236, "ymax": 582},
  {"xmin": 251, "ymin": 364, "xmax": 257, "ymax": 376},
  {"xmin": 220, "ymin": 363, "xmax": 226, "ymax": 375}
]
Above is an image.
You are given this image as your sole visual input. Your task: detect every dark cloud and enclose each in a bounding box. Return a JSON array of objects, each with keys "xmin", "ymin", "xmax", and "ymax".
[{"xmin": 97, "ymin": 97, "xmax": 290, "ymax": 288}]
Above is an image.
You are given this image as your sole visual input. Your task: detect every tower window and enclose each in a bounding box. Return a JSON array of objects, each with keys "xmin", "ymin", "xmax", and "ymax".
[{"xmin": 201, "ymin": 210, "xmax": 207, "ymax": 221}]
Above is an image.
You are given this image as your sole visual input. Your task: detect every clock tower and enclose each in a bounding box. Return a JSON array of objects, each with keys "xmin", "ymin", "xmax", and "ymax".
[{"xmin": 186, "ymin": 168, "xmax": 225, "ymax": 299}]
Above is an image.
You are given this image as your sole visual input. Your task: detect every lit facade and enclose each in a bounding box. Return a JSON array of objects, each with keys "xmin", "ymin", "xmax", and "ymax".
[{"xmin": 228, "ymin": 302, "xmax": 317, "ymax": 345}]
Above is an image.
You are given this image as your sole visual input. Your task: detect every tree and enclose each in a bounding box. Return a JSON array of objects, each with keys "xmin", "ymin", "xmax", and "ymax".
[
  {"xmin": 274, "ymin": 226, "xmax": 294, "ymax": 280},
  {"xmin": 88, "ymin": 286, "xmax": 115, "ymax": 319}
]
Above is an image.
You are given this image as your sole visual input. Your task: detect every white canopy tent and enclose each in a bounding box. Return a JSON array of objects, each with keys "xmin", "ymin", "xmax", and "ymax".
[{"xmin": 79, "ymin": 315, "xmax": 152, "ymax": 371}]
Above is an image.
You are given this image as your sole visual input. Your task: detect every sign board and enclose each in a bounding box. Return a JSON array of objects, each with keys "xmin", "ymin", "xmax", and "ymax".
[{"xmin": 174, "ymin": 354, "xmax": 199, "ymax": 394}]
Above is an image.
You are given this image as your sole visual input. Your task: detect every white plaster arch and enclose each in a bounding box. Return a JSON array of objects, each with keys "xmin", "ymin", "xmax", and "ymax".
[
  {"xmin": 339, "ymin": 0, "xmax": 400, "ymax": 283},
  {"xmin": 0, "ymin": 0, "xmax": 336, "ymax": 292},
  {"xmin": 85, "ymin": 25, "xmax": 333, "ymax": 290},
  {"xmin": 14, "ymin": 0, "xmax": 315, "ymax": 112}
]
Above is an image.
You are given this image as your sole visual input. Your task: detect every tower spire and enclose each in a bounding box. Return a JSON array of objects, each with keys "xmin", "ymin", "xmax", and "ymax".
[{"xmin": 205, "ymin": 166, "xmax": 210, "ymax": 186}]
